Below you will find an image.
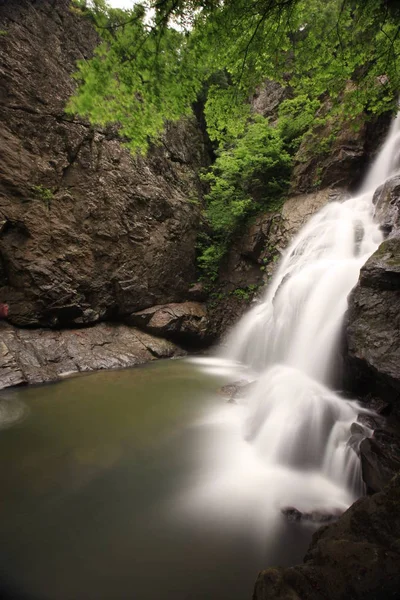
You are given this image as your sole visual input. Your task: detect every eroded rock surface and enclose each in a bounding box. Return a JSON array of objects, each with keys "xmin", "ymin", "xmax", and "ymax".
[
  {"xmin": 0, "ymin": 0, "xmax": 207, "ymax": 329},
  {"xmin": 0, "ymin": 322, "xmax": 185, "ymax": 390}
]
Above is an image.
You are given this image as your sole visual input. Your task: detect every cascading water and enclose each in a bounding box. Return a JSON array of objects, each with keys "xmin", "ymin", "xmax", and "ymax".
[
  {"xmin": 224, "ymin": 111, "xmax": 400, "ymax": 501},
  {"xmin": 185, "ymin": 112, "xmax": 400, "ymax": 522}
]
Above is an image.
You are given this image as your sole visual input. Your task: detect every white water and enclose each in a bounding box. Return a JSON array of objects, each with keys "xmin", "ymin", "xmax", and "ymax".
[{"xmin": 183, "ymin": 113, "xmax": 400, "ymax": 522}]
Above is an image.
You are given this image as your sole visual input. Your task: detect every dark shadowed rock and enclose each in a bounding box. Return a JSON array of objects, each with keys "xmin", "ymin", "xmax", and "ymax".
[
  {"xmin": 360, "ymin": 428, "xmax": 400, "ymax": 493},
  {"xmin": 345, "ymin": 236, "xmax": 400, "ymax": 409},
  {"xmin": 0, "ymin": 322, "xmax": 185, "ymax": 390},
  {"xmin": 254, "ymin": 474, "xmax": 400, "ymax": 600},
  {"xmin": 0, "ymin": 0, "xmax": 207, "ymax": 329},
  {"xmin": 128, "ymin": 301, "xmax": 208, "ymax": 346}
]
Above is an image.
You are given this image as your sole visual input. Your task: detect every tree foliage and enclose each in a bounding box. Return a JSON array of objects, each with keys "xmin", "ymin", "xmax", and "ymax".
[
  {"xmin": 197, "ymin": 96, "xmax": 319, "ymax": 280},
  {"xmin": 68, "ymin": 0, "xmax": 400, "ymax": 152}
]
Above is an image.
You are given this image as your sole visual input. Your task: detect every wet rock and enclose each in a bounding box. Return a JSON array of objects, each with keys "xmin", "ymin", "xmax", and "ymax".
[
  {"xmin": 218, "ymin": 380, "xmax": 255, "ymax": 403},
  {"xmin": 0, "ymin": 0, "xmax": 207, "ymax": 328},
  {"xmin": 281, "ymin": 507, "xmax": 342, "ymax": 524},
  {"xmin": 0, "ymin": 322, "xmax": 185, "ymax": 390},
  {"xmin": 357, "ymin": 412, "xmax": 387, "ymax": 431},
  {"xmin": 254, "ymin": 474, "xmax": 400, "ymax": 600},
  {"xmin": 345, "ymin": 236, "xmax": 400, "ymax": 410},
  {"xmin": 350, "ymin": 422, "xmax": 367, "ymax": 436},
  {"xmin": 362, "ymin": 395, "xmax": 392, "ymax": 415},
  {"xmin": 360, "ymin": 428, "xmax": 400, "ymax": 493},
  {"xmin": 373, "ymin": 174, "xmax": 400, "ymax": 235},
  {"xmin": 128, "ymin": 302, "xmax": 209, "ymax": 346}
]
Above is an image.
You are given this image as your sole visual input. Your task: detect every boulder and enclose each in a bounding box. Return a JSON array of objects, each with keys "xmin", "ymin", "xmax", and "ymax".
[
  {"xmin": 345, "ymin": 236, "xmax": 400, "ymax": 409},
  {"xmin": 128, "ymin": 302, "xmax": 209, "ymax": 346},
  {"xmin": 373, "ymin": 174, "xmax": 400, "ymax": 235}
]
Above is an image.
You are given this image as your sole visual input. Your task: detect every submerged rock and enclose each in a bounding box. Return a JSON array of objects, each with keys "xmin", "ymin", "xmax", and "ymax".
[
  {"xmin": 218, "ymin": 380, "xmax": 255, "ymax": 403},
  {"xmin": 0, "ymin": 322, "xmax": 185, "ymax": 390}
]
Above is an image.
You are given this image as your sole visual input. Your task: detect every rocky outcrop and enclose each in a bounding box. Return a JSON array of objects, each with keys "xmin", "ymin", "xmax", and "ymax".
[
  {"xmin": 373, "ymin": 174, "xmax": 400, "ymax": 235},
  {"xmin": 345, "ymin": 220, "xmax": 400, "ymax": 409},
  {"xmin": 0, "ymin": 0, "xmax": 207, "ymax": 329},
  {"xmin": 207, "ymin": 188, "xmax": 347, "ymax": 340},
  {"xmin": 128, "ymin": 301, "xmax": 209, "ymax": 346},
  {"xmin": 360, "ymin": 428, "xmax": 400, "ymax": 493},
  {"xmin": 291, "ymin": 112, "xmax": 390, "ymax": 193},
  {"xmin": 0, "ymin": 322, "xmax": 184, "ymax": 390},
  {"xmin": 253, "ymin": 474, "xmax": 400, "ymax": 600}
]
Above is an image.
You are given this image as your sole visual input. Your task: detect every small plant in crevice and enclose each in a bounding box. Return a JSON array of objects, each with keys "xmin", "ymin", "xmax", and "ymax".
[
  {"xmin": 32, "ymin": 185, "xmax": 54, "ymax": 209},
  {"xmin": 231, "ymin": 284, "xmax": 260, "ymax": 302}
]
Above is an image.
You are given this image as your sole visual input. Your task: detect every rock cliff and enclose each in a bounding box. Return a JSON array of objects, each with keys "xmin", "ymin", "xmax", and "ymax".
[{"xmin": 0, "ymin": 0, "xmax": 207, "ymax": 329}]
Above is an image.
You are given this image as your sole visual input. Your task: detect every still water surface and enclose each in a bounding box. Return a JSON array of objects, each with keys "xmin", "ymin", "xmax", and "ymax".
[{"xmin": 0, "ymin": 359, "xmax": 314, "ymax": 600}]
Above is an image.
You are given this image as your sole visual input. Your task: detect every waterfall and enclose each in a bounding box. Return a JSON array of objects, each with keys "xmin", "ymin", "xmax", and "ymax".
[
  {"xmin": 222, "ymin": 111, "xmax": 400, "ymax": 500},
  {"xmin": 185, "ymin": 112, "xmax": 399, "ymax": 522}
]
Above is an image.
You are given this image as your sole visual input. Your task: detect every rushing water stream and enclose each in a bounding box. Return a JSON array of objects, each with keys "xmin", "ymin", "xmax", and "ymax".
[{"xmin": 0, "ymin": 114, "xmax": 399, "ymax": 599}]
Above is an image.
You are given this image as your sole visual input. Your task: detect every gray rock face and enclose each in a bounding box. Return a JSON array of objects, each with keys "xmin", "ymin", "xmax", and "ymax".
[
  {"xmin": 251, "ymin": 80, "xmax": 291, "ymax": 120},
  {"xmin": 128, "ymin": 301, "xmax": 209, "ymax": 346},
  {"xmin": 0, "ymin": 0, "xmax": 207, "ymax": 329},
  {"xmin": 0, "ymin": 322, "xmax": 185, "ymax": 390},
  {"xmin": 253, "ymin": 474, "xmax": 400, "ymax": 600}
]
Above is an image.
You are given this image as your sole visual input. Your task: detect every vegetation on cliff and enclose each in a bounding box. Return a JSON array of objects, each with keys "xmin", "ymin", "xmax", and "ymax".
[{"xmin": 68, "ymin": 0, "xmax": 400, "ymax": 279}]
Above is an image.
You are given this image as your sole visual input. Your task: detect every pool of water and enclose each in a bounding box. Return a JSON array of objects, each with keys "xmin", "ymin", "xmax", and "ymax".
[{"xmin": 0, "ymin": 358, "xmax": 315, "ymax": 600}]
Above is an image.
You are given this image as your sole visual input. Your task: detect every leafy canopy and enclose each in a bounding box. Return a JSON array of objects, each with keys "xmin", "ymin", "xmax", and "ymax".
[{"xmin": 68, "ymin": 0, "xmax": 400, "ymax": 152}]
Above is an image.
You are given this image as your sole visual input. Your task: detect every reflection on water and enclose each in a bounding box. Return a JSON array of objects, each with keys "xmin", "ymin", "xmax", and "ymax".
[{"xmin": 0, "ymin": 359, "xmax": 315, "ymax": 600}]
